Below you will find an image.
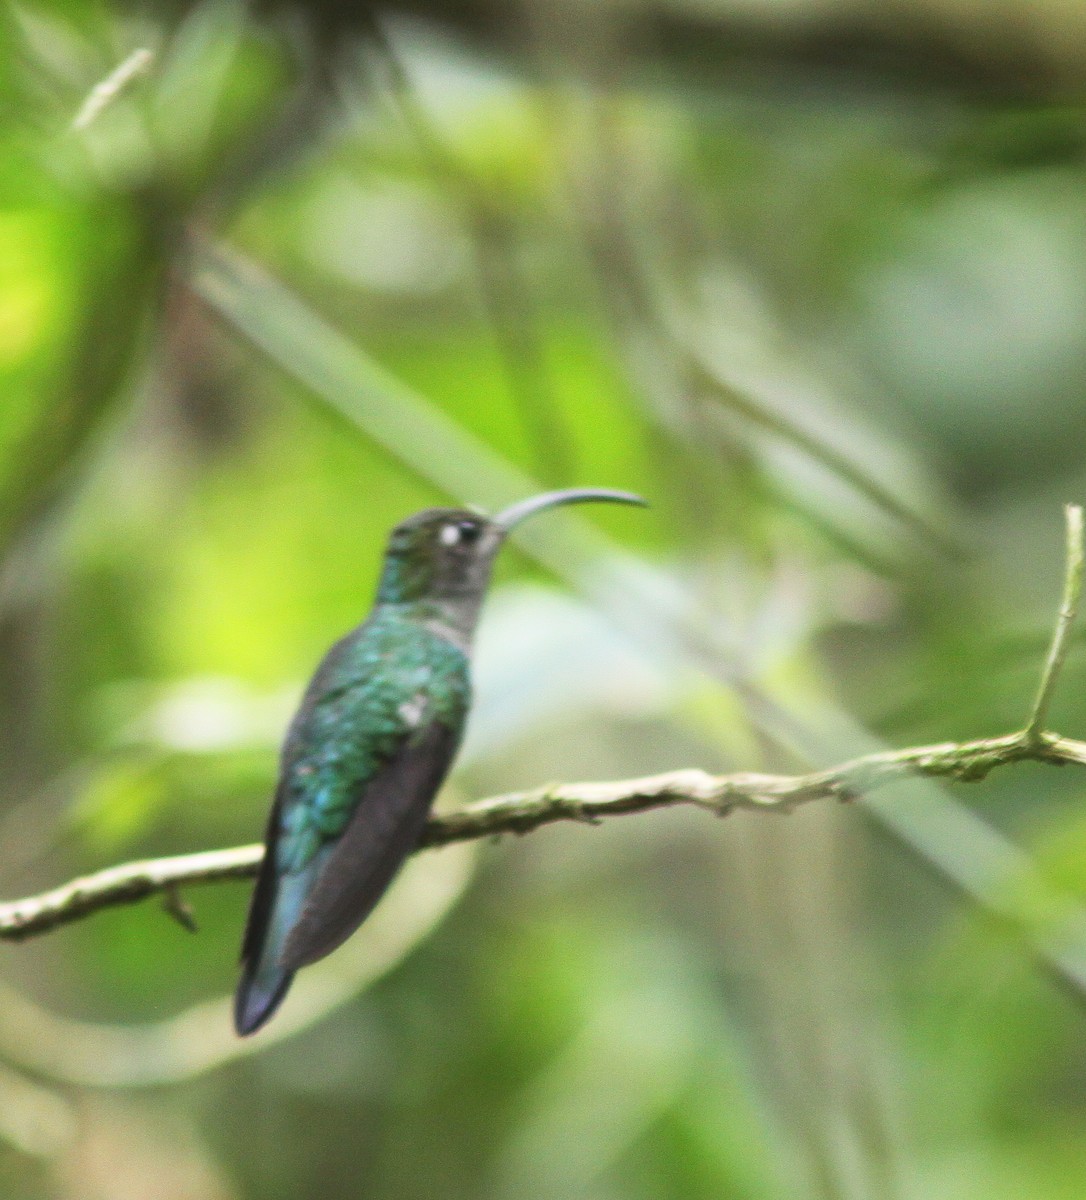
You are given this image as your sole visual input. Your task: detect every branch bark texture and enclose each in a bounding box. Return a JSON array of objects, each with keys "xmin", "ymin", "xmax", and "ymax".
[{"xmin": 2, "ymin": 728, "xmax": 1084, "ymax": 942}]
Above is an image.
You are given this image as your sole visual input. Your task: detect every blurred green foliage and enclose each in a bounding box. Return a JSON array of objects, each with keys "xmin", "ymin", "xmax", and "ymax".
[{"xmin": 3, "ymin": 1, "xmax": 1086, "ymax": 1197}]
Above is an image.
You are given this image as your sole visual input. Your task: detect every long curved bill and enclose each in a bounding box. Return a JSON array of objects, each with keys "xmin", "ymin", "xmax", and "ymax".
[{"xmin": 494, "ymin": 488, "xmax": 648, "ymax": 531}]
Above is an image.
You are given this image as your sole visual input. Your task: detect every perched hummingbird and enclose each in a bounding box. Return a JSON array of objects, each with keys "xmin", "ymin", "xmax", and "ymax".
[{"xmin": 235, "ymin": 487, "xmax": 646, "ymax": 1035}]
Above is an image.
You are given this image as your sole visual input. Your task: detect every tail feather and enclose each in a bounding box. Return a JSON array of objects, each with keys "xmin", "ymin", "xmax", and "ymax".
[
  {"xmin": 234, "ymin": 958, "xmax": 294, "ymax": 1036},
  {"xmin": 234, "ymin": 866, "xmax": 316, "ymax": 1036}
]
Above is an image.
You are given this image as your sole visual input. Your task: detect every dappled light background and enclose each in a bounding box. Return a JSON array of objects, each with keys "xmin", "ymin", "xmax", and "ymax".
[{"xmin": 4, "ymin": 0, "xmax": 1086, "ymax": 1197}]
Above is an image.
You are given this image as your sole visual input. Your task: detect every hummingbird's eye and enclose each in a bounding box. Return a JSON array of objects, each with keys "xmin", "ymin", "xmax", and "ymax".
[{"xmin": 438, "ymin": 519, "xmax": 482, "ymax": 547}]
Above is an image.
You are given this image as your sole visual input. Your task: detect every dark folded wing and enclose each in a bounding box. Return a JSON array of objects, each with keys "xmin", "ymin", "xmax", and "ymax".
[{"xmin": 278, "ymin": 719, "xmax": 460, "ymax": 971}]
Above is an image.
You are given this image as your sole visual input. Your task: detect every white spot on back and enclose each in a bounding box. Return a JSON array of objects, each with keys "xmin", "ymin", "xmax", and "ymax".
[
  {"xmin": 398, "ymin": 695, "xmax": 427, "ymax": 727},
  {"xmin": 439, "ymin": 523, "xmax": 461, "ymax": 546}
]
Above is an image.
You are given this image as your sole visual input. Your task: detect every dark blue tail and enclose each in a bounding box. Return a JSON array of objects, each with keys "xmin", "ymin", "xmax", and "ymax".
[
  {"xmin": 234, "ymin": 958, "xmax": 294, "ymax": 1036},
  {"xmin": 235, "ymin": 864, "xmax": 314, "ymax": 1035}
]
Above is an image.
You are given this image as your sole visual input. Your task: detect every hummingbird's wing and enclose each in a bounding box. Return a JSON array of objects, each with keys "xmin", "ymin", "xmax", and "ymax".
[
  {"xmin": 277, "ymin": 717, "xmax": 459, "ymax": 970},
  {"xmin": 235, "ymin": 623, "xmax": 468, "ymax": 1035}
]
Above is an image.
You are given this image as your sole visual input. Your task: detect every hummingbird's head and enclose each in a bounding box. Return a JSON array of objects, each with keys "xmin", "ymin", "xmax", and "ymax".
[
  {"xmin": 377, "ymin": 507, "xmax": 504, "ymax": 606},
  {"xmin": 375, "ymin": 487, "xmax": 647, "ymax": 613}
]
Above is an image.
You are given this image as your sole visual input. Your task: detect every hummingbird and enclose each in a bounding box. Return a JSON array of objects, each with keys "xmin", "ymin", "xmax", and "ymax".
[{"xmin": 235, "ymin": 487, "xmax": 646, "ymax": 1035}]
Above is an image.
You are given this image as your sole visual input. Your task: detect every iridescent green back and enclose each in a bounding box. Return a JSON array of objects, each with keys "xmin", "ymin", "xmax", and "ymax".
[{"xmin": 274, "ymin": 608, "xmax": 470, "ymax": 874}]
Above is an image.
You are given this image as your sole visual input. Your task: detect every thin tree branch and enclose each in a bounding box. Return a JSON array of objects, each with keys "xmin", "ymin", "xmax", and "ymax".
[
  {"xmin": 2, "ymin": 729, "xmax": 1085, "ymax": 943},
  {"xmin": 71, "ymin": 47, "xmax": 154, "ymax": 132},
  {"xmin": 1025, "ymin": 503, "xmax": 1084, "ymax": 744},
  {"xmin": 0, "ymin": 847, "xmax": 262, "ymax": 941}
]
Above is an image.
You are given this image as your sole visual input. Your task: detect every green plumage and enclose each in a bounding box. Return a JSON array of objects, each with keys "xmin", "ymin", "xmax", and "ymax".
[{"xmin": 276, "ymin": 608, "xmax": 470, "ymax": 874}]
